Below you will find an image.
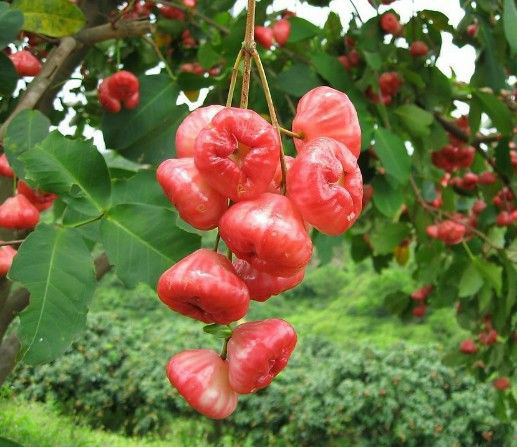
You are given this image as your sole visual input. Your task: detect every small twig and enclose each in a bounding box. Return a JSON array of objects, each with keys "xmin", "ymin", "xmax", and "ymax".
[
  {"xmin": 0, "ymin": 240, "xmax": 24, "ymax": 247},
  {"xmin": 279, "ymin": 127, "xmax": 302, "ymax": 139},
  {"xmin": 213, "ymin": 233, "xmax": 221, "ymax": 252},
  {"xmin": 226, "ymin": 49, "xmax": 243, "ymax": 107},
  {"xmin": 143, "ymin": 36, "xmax": 175, "ymax": 80},
  {"xmin": 239, "ymin": 0, "xmax": 256, "ymax": 109},
  {"xmin": 158, "ymin": 1, "xmax": 229, "ymax": 34},
  {"xmin": 347, "ymin": 0, "xmax": 364, "ymax": 24}
]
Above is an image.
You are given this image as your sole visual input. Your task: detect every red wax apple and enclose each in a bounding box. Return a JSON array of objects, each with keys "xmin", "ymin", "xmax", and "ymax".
[
  {"xmin": 159, "ymin": 5, "xmax": 185, "ymax": 20},
  {"xmin": 493, "ymin": 377, "xmax": 511, "ymax": 391},
  {"xmin": 9, "ymin": 50, "xmax": 42, "ymax": 76},
  {"xmin": 479, "ymin": 329, "xmax": 497, "ymax": 346},
  {"xmin": 98, "ymin": 79, "xmax": 121, "ymax": 113},
  {"xmin": 411, "ymin": 285, "xmax": 433, "ymax": 301},
  {"xmin": 467, "ymin": 24, "xmax": 478, "ymax": 37},
  {"xmin": 17, "ymin": 181, "xmax": 57, "ymax": 211},
  {"xmin": 459, "ymin": 338, "xmax": 478, "ymax": 354},
  {"xmin": 292, "ymin": 86, "xmax": 361, "ymax": 158},
  {"xmin": 175, "ymin": 105, "xmax": 224, "ymax": 158},
  {"xmin": 477, "ymin": 171, "xmax": 497, "ymax": 185},
  {"xmin": 472, "ymin": 200, "xmax": 486, "ymax": 215},
  {"xmin": 227, "ymin": 319, "xmax": 297, "ymax": 394},
  {"xmin": 166, "ymin": 350, "xmax": 238, "ymax": 419},
  {"xmin": 194, "ymin": 107, "xmax": 279, "ymax": 201},
  {"xmin": 156, "ymin": 249, "xmax": 250, "ymax": 324},
  {"xmin": 426, "ymin": 220, "xmax": 466, "ymax": 245},
  {"xmin": 409, "ymin": 41, "xmax": 428, "ymax": 57},
  {"xmin": 287, "ymin": 137, "xmax": 363, "ymax": 235},
  {"xmin": 380, "ymin": 13, "xmax": 402, "ymax": 35},
  {"xmin": 233, "ymin": 259, "xmax": 304, "ymax": 302},
  {"xmin": 219, "ymin": 193, "xmax": 312, "ymax": 277},
  {"xmin": 379, "ymin": 72, "xmax": 402, "ymax": 97},
  {"xmin": 0, "ymin": 194, "xmax": 39, "ymax": 229},
  {"xmin": 156, "ymin": 158, "xmax": 228, "ymax": 230},
  {"xmin": 272, "ymin": 19, "xmax": 290, "ymax": 46},
  {"xmin": 0, "ymin": 154, "xmax": 14, "ymax": 177},
  {"xmin": 0, "ymin": 244, "xmax": 17, "ymax": 275},
  {"xmin": 254, "ymin": 26, "xmax": 274, "ymax": 49},
  {"xmin": 107, "ymin": 71, "xmax": 139, "ymax": 109},
  {"xmin": 412, "ymin": 304, "xmax": 427, "ymax": 318}
]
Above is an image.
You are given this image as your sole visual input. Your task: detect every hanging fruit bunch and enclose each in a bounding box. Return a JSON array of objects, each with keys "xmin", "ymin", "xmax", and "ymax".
[{"xmin": 154, "ymin": 1, "xmax": 363, "ymax": 419}]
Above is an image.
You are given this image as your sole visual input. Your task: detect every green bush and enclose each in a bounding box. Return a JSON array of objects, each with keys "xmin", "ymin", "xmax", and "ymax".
[{"xmin": 8, "ymin": 313, "xmax": 513, "ymax": 446}]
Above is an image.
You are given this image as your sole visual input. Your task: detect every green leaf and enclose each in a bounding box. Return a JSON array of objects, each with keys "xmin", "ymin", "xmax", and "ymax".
[
  {"xmin": 273, "ymin": 64, "xmax": 321, "ymax": 97},
  {"xmin": 310, "ymin": 52, "xmax": 353, "ymax": 92},
  {"xmin": 0, "ymin": 437, "xmax": 24, "ymax": 447},
  {"xmin": 100, "ymin": 204, "xmax": 201, "ymax": 288},
  {"xmin": 22, "ymin": 131, "xmax": 111, "ymax": 215},
  {"xmin": 371, "ymin": 176, "xmax": 404, "ymax": 217},
  {"xmin": 12, "ymin": 0, "xmax": 85, "ymax": 37},
  {"xmin": 504, "ymin": 0, "xmax": 517, "ymax": 54},
  {"xmin": 111, "ymin": 170, "xmax": 170, "ymax": 208},
  {"xmin": 102, "ymin": 75, "xmax": 188, "ymax": 165},
  {"xmin": 102, "ymin": 150, "xmax": 144, "ymax": 179},
  {"xmin": 442, "ymin": 351, "xmax": 471, "ymax": 367},
  {"xmin": 474, "ymin": 92, "xmax": 513, "ymax": 135},
  {"xmin": 474, "ymin": 258, "xmax": 502, "ymax": 296},
  {"xmin": 3, "ymin": 109, "xmax": 50, "ymax": 178},
  {"xmin": 203, "ymin": 324, "xmax": 233, "ymax": 339},
  {"xmin": 0, "ymin": 1, "xmax": 23, "ymax": 48},
  {"xmin": 0, "ymin": 52, "xmax": 17, "ymax": 97},
  {"xmin": 459, "ymin": 264, "xmax": 484, "ymax": 297},
  {"xmin": 508, "ymin": 238, "xmax": 517, "ymax": 263},
  {"xmin": 197, "ymin": 42, "xmax": 220, "ymax": 69},
  {"xmin": 374, "ymin": 128, "xmax": 411, "ymax": 185},
  {"xmin": 8, "ymin": 225, "xmax": 96, "ymax": 365},
  {"xmin": 384, "ymin": 291, "xmax": 408, "ymax": 314},
  {"xmin": 287, "ymin": 16, "xmax": 320, "ymax": 43},
  {"xmin": 312, "ymin": 230, "xmax": 343, "ymax": 265},
  {"xmin": 362, "ymin": 50, "xmax": 382, "ymax": 71},
  {"xmin": 369, "ymin": 222, "xmax": 411, "ymax": 255},
  {"xmin": 394, "ymin": 105, "xmax": 433, "ymax": 137}
]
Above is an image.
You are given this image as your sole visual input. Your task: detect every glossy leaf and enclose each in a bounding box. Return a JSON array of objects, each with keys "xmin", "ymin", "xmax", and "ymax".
[
  {"xmin": 0, "ymin": 52, "xmax": 17, "ymax": 96},
  {"xmin": 12, "ymin": 0, "xmax": 85, "ymax": 37},
  {"xmin": 100, "ymin": 204, "xmax": 201, "ymax": 288},
  {"xmin": 0, "ymin": 1, "xmax": 23, "ymax": 48},
  {"xmin": 372, "ymin": 176, "xmax": 404, "ymax": 217},
  {"xmin": 474, "ymin": 92, "xmax": 513, "ymax": 135},
  {"xmin": 369, "ymin": 222, "xmax": 411, "ymax": 255},
  {"xmin": 504, "ymin": 0, "xmax": 517, "ymax": 53},
  {"xmin": 459, "ymin": 264, "xmax": 483, "ymax": 297},
  {"xmin": 273, "ymin": 64, "xmax": 321, "ymax": 97},
  {"xmin": 8, "ymin": 224, "xmax": 96, "ymax": 365},
  {"xmin": 374, "ymin": 128, "xmax": 411, "ymax": 185},
  {"xmin": 395, "ymin": 105, "xmax": 433, "ymax": 137},
  {"xmin": 287, "ymin": 16, "xmax": 320, "ymax": 42}
]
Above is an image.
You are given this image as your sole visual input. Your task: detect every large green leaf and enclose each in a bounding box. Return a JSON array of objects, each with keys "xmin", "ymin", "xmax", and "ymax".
[
  {"xmin": 474, "ymin": 258, "xmax": 502, "ymax": 297},
  {"xmin": 8, "ymin": 225, "xmax": 96, "ymax": 365},
  {"xmin": 102, "ymin": 75, "xmax": 188, "ymax": 164},
  {"xmin": 0, "ymin": 1, "xmax": 23, "ymax": 48},
  {"xmin": 22, "ymin": 131, "xmax": 111, "ymax": 216},
  {"xmin": 504, "ymin": 0, "xmax": 517, "ymax": 54},
  {"xmin": 3, "ymin": 109, "xmax": 50, "ymax": 178},
  {"xmin": 369, "ymin": 222, "xmax": 411, "ymax": 255},
  {"xmin": 12, "ymin": 0, "xmax": 85, "ymax": 37},
  {"xmin": 371, "ymin": 176, "xmax": 405, "ymax": 217},
  {"xmin": 459, "ymin": 264, "xmax": 484, "ymax": 297},
  {"xmin": 374, "ymin": 128, "xmax": 411, "ymax": 185},
  {"xmin": 474, "ymin": 92, "xmax": 513, "ymax": 135},
  {"xmin": 310, "ymin": 52, "xmax": 353, "ymax": 92},
  {"xmin": 273, "ymin": 64, "xmax": 321, "ymax": 97},
  {"xmin": 394, "ymin": 105, "xmax": 433, "ymax": 137},
  {"xmin": 100, "ymin": 204, "xmax": 201, "ymax": 288},
  {"xmin": 0, "ymin": 52, "xmax": 17, "ymax": 97},
  {"xmin": 111, "ymin": 170, "xmax": 170, "ymax": 207},
  {"xmin": 287, "ymin": 17, "xmax": 320, "ymax": 43},
  {"xmin": 0, "ymin": 437, "xmax": 24, "ymax": 447}
]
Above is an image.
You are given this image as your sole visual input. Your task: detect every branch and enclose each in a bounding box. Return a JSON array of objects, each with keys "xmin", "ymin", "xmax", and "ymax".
[
  {"xmin": 75, "ymin": 19, "xmax": 153, "ymax": 45},
  {"xmin": 0, "ymin": 252, "xmax": 111, "ymax": 386}
]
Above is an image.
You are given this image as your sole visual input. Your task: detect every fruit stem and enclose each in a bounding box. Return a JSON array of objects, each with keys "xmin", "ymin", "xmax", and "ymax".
[
  {"xmin": 220, "ymin": 335, "xmax": 230, "ymax": 360},
  {"xmin": 143, "ymin": 36, "xmax": 175, "ymax": 81},
  {"xmin": 252, "ymin": 50, "xmax": 288, "ymax": 195},
  {"xmin": 239, "ymin": 0, "xmax": 256, "ymax": 109},
  {"xmin": 226, "ymin": 48, "xmax": 243, "ymax": 107},
  {"xmin": 279, "ymin": 127, "xmax": 302, "ymax": 139},
  {"xmin": 0, "ymin": 239, "xmax": 24, "ymax": 247},
  {"xmin": 213, "ymin": 232, "xmax": 221, "ymax": 252}
]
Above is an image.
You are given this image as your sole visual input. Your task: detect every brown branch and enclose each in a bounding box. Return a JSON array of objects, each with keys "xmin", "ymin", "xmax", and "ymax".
[
  {"xmin": 75, "ymin": 18, "xmax": 153, "ymax": 45},
  {"xmin": 0, "ymin": 253, "xmax": 111, "ymax": 386}
]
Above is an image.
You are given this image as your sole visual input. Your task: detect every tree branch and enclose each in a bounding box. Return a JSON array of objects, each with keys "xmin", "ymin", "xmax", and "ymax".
[{"xmin": 75, "ymin": 18, "xmax": 153, "ymax": 45}]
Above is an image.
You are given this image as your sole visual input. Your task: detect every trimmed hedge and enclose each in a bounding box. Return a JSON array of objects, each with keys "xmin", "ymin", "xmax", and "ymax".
[{"xmin": 8, "ymin": 312, "xmax": 514, "ymax": 446}]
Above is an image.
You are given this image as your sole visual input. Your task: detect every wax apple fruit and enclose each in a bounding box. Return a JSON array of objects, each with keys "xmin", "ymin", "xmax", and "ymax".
[
  {"xmin": 379, "ymin": 72, "xmax": 402, "ymax": 97},
  {"xmin": 9, "ymin": 50, "xmax": 42, "ymax": 76},
  {"xmin": 272, "ymin": 19, "xmax": 290, "ymax": 46},
  {"xmin": 195, "ymin": 107, "xmax": 279, "ymax": 201},
  {"xmin": 17, "ymin": 181, "xmax": 57, "ymax": 211},
  {"xmin": 0, "ymin": 194, "xmax": 39, "ymax": 229},
  {"xmin": 287, "ymin": 137, "xmax": 363, "ymax": 235},
  {"xmin": 292, "ymin": 86, "xmax": 361, "ymax": 158},
  {"xmin": 166, "ymin": 350, "xmax": 238, "ymax": 419},
  {"xmin": 234, "ymin": 259, "xmax": 304, "ymax": 302},
  {"xmin": 175, "ymin": 105, "xmax": 224, "ymax": 158},
  {"xmin": 227, "ymin": 319, "xmax": 297, "ymax": 394},
  {"xmin": 409, "ymin": 41, "xmax": 428, "ymax": 57},
  {"xmin": 0, "ymin": 244, "xmax": 16, "ymax": 275},
  {"xmin": 380, "ymin": 13, "xmax": 402, "ymax": 35},
  {"xmin": 98, "ymin": 71, "xmax": 139, "ymax": 112},
  {"xmin": 156, "ymin": 249, "xmax": 249, "ymax": 324},
  {"xmin": 219, "ymin": 193, "xmax": 312, "ymax": 277},
  {"xmin": 459, "ymin": 338, "xmax": 478, "ymax": 354},
  {"xmin": 426, "ymin": 220, "xmax": 466, "ymax": 245},
  {"xmin": 157, "ymin": 158, "xmax": 227, "ymax": 230},
  {"xmin": 254, "ymin": 26, "xmax": 274, "ymax": 49},
  {"xmin": 0, "ymin": 154, "xmax": 13, "ymax": 177}
]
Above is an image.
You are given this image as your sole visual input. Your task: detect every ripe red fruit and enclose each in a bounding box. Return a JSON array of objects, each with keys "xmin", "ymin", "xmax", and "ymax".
[
  {"xmin": 411, "ymin": 285, "xmax": 433, "ymax": 301},
  {"xmin": 166, "ymin": 350, "xmax": 238, "ymax": 419},
  {"xmin": 17, "ymin": 181, "xmax": 57, "ymax": 211},
  {"xmin": 233, "ymin": 259, "xmax": 304, "ymax": 302},
  {"xmin": 347, "ymin": 49, "xmax": 360, "ymax": 66},
  {"xmin": 9, "ymin": 50, "xmax": 42, "ymax": 76},
  {"xmin": 194, "ymin": 107, "xmax": 279, "ymax": 202},
  {"xmin": 181, "ymin": 29, "xmax": 197, "ymax": 48},
  {"xmin": 412, "ymin": 304, "xmax": 427, "ymax": 318},
  {"xmin": 158, "ymin": 5, "xmax": 185, "ymax": 20},
  {"xmin": 98, "ymin": 71, "xmax": 139, "ymax": 113},
  {"xmin": 379, "ymin": 72, "xmax": 402, "ymax": 97},
  {"xmin": 477, "ymin": 171, "xmax": 497, "ymax": 185},
  {"xmin": 472, "ymin": 199, "xmax": 487, "ymax": 215},
  {"xmin": 459, "ymin": 338, "xmax": 478, "ymax": 354},
  {"xmin": 461, "ymin": 172, "xmax": 478, "ymax": 190},
  {"xmin": 292, "ymin": 86, "xmax": 361, "ymax": 158},
  {"xmin": 479, "ymin": 329, "xmax": 497, "ymax": 346},
  {"xmin": 467, "ymin": 24, "xmax": 478, "ymax": 37},
  {"xmin": 0, "ymin": 154, "xmax": 14, "ymax": 177},
  {"xmin": 98, "ymin": 79, "xmax": 120, "ymax": 113},
  {"xmin": 272, "ymin": 19, "xmax": 290, "ymax": 46},
  {"xmin": 219, "ymin": 193, "xmax": 312, "ymax": 277},
  {"xmin": 254, "ymin": 26, "xmax": 274, "ymax": 49},
  {"xmin": 426, "ymin": 220, "xmax": 466, "ymax": 245},
  {"xmin": 156, "ymin": 249, "xmax": 249, "ymax": 324},
  {"xmin": 431, "ymin": 145, "xmax": 475, "ymax": 171},
  {"xmin": 365, "ymin": 86, "xmax": 392, "ymax": 105},
  {"xmin": 0, "ymin": 194, "xmax": 39, "ymax": 229},
  {"xmin": 496, "ymin": 211, "xmax": 513, "ymax": 226},
  {"xmin": 409, "ymin": 41, "xmax": 428, "ymax": 57},
  {"xmin": 493, "ymin": 376, "xmax": 511, "ymax": 391},
  {"xmin": 179, "ymin": 62, "xmax": 204, "ymax": 75},
  {"xmin": 380, "ymin": 13, "xmax": 402, "ymax": 35},
  {"xmin": 175, "ymin": 105, "xmax": 224, "ymax": 158},
  {"xmin": 338, "ymin": 55, "xmax": 352, "ymax": 71},
  {"xmin": 156, "ymin": 158, "xmax": 228, "ymax": 230},
  {"xmin": 227, "ymin": 319, "xmax": 297, "ymax": 394},
  {"xmin": 0, "ymin": 244, "xmax": 17, "ymax": 275},
  {"xmin": 268, "ymin": 155, "xmax": 294, "ymax": 194},
  {"xmin": 287, "ymin": 137, "xmax": 363, "ymax": 235}
]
